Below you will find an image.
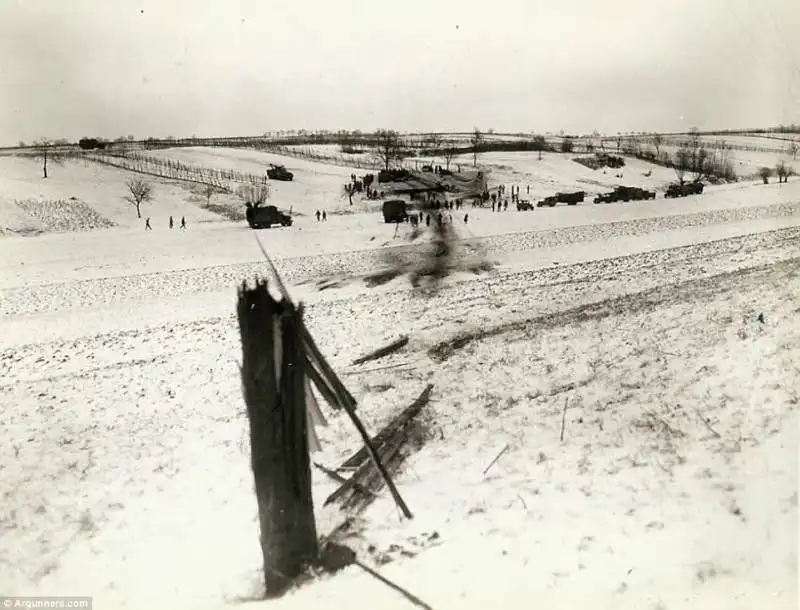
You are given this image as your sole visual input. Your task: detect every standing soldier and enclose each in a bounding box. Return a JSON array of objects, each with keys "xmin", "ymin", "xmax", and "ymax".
[
  {"xmin": 145, "ymin": 217, "xmax": 152, "ymax": 230},
  {"xmin": 503, "ymin": 200, "xmax": 508, "ymax": 211},
  {"xmin": 315, "ymin": 210, "xmax": 321, "ymax": 221},
  {"xmin": 322, "ymin": 211, "xmax": 327, "ymax": 221},
  {"xmin": 169, "ymin": 216, "xmax": 174, "ymax": 229},
  {"xmin": 464, "ymin": 213, "xmax": 469, "ymax": 224},
  {"xmin": 180, "ymin": 216, "xmax": 186, "ymax": 229}
]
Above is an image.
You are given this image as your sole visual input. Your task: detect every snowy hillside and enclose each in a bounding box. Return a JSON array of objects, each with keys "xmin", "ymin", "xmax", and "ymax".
[{"xmin": 0, "ymin": 151, "xmax": 798, "ymax": 610}]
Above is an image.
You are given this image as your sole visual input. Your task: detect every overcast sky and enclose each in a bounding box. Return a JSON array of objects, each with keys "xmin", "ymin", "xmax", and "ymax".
[{"xmin": 1, "ymin": 0, "xmax": 798, "ymax": 144}]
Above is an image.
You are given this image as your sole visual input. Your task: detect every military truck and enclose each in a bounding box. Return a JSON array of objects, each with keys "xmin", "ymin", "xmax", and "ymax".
[
  {"xmin": 266, "ymin": 164, "xmax": 294, "ymax": 181},
  {"xmin": 665, "ymin": 182, "xmax": 704, "ymax": 198},
  {"xmin": 555, "ymin": 190, "xmax": 586, "ymax": 205},
  {"xmin": 378, "ymin": 168, "xmax": 411, "ymax": 183},
  {"xmin": 382, "ymin": 199, "xmax": 409, "ymax": 223},
  {"xmin": 594, "ymin": 185, "xmax": 656, "ymax": 204},
  {"xmin": 245, "ymin": 203, "xmax": 293, "ymax": 229},
  {"xmin": 516, "ymin": 199, "xmax": 534, "ymax": 211}
]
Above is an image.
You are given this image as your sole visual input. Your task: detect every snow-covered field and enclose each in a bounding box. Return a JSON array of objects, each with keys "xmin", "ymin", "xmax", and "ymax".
[
  {"xmin": 654, "ymin": 145, "xmax": 795, "ymax": 179},
  {"xmin": 145, "ymin": 147, "xmax": 361, "ymax": 216},
  {"xmin": 1, "ymin": 149, "xmax": 798, "ymax": 610},
  {"xmin": 0, "ymin": 156, "xmax": 242, "ymax": 235}
]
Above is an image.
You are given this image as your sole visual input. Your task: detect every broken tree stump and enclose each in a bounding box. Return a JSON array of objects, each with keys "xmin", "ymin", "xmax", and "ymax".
[
  {"xmin": 253, "ymin": 238, "xmax": 414, "ymax": 519},
  {"xmin": 237, "ymin": 279, "xmax": 318, "ymax": 598}
]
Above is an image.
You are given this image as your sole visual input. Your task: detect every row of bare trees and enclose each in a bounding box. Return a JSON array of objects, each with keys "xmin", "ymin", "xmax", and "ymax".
[
  {"xmin": 84, "ymin": 151, "xmax": 269, "ymax": 191},
  {"xmin": 758, "ymin": 162, "xmax": 796, "ymax": 184}
]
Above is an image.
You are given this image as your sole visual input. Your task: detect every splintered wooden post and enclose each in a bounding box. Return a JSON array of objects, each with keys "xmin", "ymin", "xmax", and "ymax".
[{"xmin": 237, "ymin": 278, "xmax": 318, "ymax": 598}]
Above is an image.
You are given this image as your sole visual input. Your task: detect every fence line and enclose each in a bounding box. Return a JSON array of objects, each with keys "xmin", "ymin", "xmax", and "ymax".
[{"xmin": 82, "ymin": 151, "xmax": 271, "ymax": 191}]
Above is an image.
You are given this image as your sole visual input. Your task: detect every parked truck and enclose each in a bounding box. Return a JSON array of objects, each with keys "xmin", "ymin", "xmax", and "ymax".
[
  {"xmin": 245, "ymin": 203, "xmax": 293, "ymax": 229},
  {"xmin": 382, "ymin": 199, "xmax": 409, "ymax": 223},
  {"xmin": 594, "ymin": 185, "xmax": 656, "ymax": 204},
  {"xmin": 665, "ymin": 182, "xmax": 704, "ymax": 198},
  {"xmin": 266, "ymin": 164, "xmax": 294, "ymax": 181}
]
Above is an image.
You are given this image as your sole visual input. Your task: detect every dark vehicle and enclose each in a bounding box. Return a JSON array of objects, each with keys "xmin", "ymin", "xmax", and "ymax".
[
  {"xmin": 555, "ymin": 190, "xmax": 586, "ymax": 205},
  {"xmin": 266, "ymin": 164, "xmax": 294, "ymax": 181},
  {"xmin": 665, "ymin": 182, "xmax": 704, "ymax": 198},
  {"xmin": 517, "ymin": 200, "xmax": 534, "ymax": 211},
  {"xmin": 537, "ymin": 196, "xmax": 558, "ymax": 207},
  {"xmin": 79, "ymin": 138, "xmax": 102, "ymax": 150},
  {"xmin": 594, "ymin": 185, "xmax": 655, "ymax": 204},
  {"xmin": 245, "ymin": 203, "xmax": 293, "ymax": 229},
  {"xmin": 378, "ymin": 168, "xmax": 412, "ymax": 183},
  {"xmin": 382, "ymin": 199, "xmax": 409, "ymax": 223}
]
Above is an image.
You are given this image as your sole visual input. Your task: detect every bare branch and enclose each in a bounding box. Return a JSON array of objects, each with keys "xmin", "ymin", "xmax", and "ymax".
[
  {"xmin": 125, "ymin": 178, "xmax": 153, "ymax": 218},
  {"xmin": 470, "ymin": 127, "xmax": 483, "ymax": 167},
  {"xmin": 373, "ymin": 129, "xmax": 402, "ymax": 171},
  {"xmin": 31, "ymin": 138, "xmax": 66, "ymax": 178},
  {"xmin": 237, "ymin": 184, "xmax": 270, "ymax": 206}
]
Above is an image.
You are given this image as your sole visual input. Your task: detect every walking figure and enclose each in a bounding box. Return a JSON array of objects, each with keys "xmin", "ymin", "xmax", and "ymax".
[
  {"xmin": 169, "ymin": 216, "xmax": 174, "ymax": 229},
  {"xmin": 464, "ymin": 213, "xmax": 469, "ymax": 224},
  {"xmin": 322, "ymin": 211, "xmax": 327, "ymax": 221},
  {"xmin": 180, "ymin": 216, "xmax": 186, "ymax": 229},
  {"xmin": 315, "ymin": 210, "xmax": 321, "ymax": 221},
  {"xmin": 145, "ymin": 218, "xmax": 152, "ymax": 230}
]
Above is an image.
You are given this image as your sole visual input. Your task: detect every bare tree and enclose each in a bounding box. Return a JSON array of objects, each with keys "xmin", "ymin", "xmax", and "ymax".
[
  {"xmin": 470, "ymin": 127, "xmax": 484, "ymax": 167},
  {"xmin": 775, "ymin": 161, "xmax": 795, "ymax": 183},
  {"xmin": 652, "ymin": 133, "xmax": 663, "ymax": 158},
  {"xmin": 32, "ymin": 139, "xmax": 65, "ymax": 178},
  {"xmin": 237, "ymin": 184, "xmax": 270, "ymax": 206},
  {"xmin": 673, "ymin": 145, "xmax": 692, "ymax": 184},
  {"xmin": 373, "ymin": 129, "xmax": 402, "ymax": 171},
  {"xmin": 758, "ymin": 167, "xmax": 772, "ymax": 184},
  {"xmin": 691, "ymin": 147, "xmax": 709, "ymax": 182},
  {"xmin": 203, "ymin": 183, "xmax": 217, "ymax": 207},
  {"xmin": 442, "ymin": 145, "xmax": 459, "ymax": 171},
  {"xmin": 688, "ymin": 127, "xmax": 701, "ymax": 151},
  {"xmin": 341, "ymin": 183, "xmax": 354, "ymax": 205},
  {"xmin": 125, "ymin": 178, "xmax": 153, "ymax": 218},
  {"xmin": 533, "ymin": 135, "xmax": 547, "ymax": 160}
]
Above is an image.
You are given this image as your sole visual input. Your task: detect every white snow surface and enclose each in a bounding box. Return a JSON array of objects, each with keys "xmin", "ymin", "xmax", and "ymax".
[{"xmin": 1, "ymin": 153, "xmax": 799, "ymax": 610}]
